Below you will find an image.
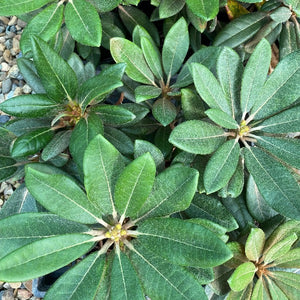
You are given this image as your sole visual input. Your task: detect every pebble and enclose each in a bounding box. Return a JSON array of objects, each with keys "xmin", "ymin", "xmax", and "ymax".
[
  {"xmin": 0, "ymin": 115, "xmax": 10, "ymax": 123},
  {"xmin": 0, "ymin": 25, "xmax": 4, "ymax": 33},
  {"xmin": 2, "ymin": 78, "xmax": 12, "ymax": 94},
  {"xmin": 1, "ymin": 62, "xmax": 9, "ymax": 72},
  {"xmin": 0, "ymin": 16, "xmax": 9, "ymax": 25},
  {"xmin": 5, "ymin": 39, "xmax": 13, "ymax": 50},
  {"xmin": 22, "ymin": 84, "xmax": 32, "ymax": 94},
  {"xmin": 17, "ymin": 19, "xmax": 27, "ymax": 28},
  {"xmin": 0, "ymin": 72, "xmax": 6, "ymax": 81},
  {"xmin": 8, "ymin": 16, "xmax": 17, "ymax": 26},
  {"xmin": 0, "ymin": 43, "xmax": 5, "ymax": 52},
  {"xmin": 3, "ymin": 49, "xmax": 12, "ymax": 63},
  {"xmin": 17, "ymin": 289, "xmax": 33, "ymax": 300},
  {"xmin": 1, "ymin": 289, "xmax": 14, "ymax": 300},
  {"xmin": 8, "ymin": 65, "xmax": 20, "ymax": 79},
  {"xmin": 13, "ymin": 86, "xmax": 23, "ymax": 96}
]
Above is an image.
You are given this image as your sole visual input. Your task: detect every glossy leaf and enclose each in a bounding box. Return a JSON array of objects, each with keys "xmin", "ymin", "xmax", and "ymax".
[
  {"xmin": 0, "ymin": 94, "xmax": 60, "ymax": 118},
  {"xmin": 162, "ymin": 17, "xmax": 189, "ymax": 80},
  {"xmin": 78, "ymin": 63, "xmax": 126, "ymax": 110},
  {"xmin": 69, "ymin": 113, "xmax": 104, "ymax": 170},
  {"xmin": 191, "ymin": 63, "xmax": 232, "ymax": 115},
  {"xmin": 136, "ymin": 165, "xmax": 199, "ymax": 221},
  {"xmin": 111, "ymin": 251, "xmax": 144, "ymax": 300},
  {"xmin": 154, "ymin": 126, "xmax": 173, "ymax": 157},
  {"xmin": 244, "ymin": 147, "xmax": 300, "ymax": 220},
  {"xmin": 241, "ymin": 39, "xmax": 271, "ymax": 115},
  {"xmin": 135, "ymin": 85, "xmax": 162, "ymax": 102},
  {"xmin": 204, "ymin": 140, "xmax": 240, "ymax": 194},
  {"xmin": 181, "ymin": 88, "xmax": 205, "ymax": 120},
  {"xmin": 0, "ymin": 213, "xmax": 89, "ymax": 260},
  {"xmin": 186, "ymin": 0, "xmax": 219, "ymax": 21},
  {"xmin": 65, "ymin": 0, "xmax": 102, "ymax": 47},
  {"xmin": 114, "ymin": 153, "xmax": 156, "ymax": 218},
  {"xmin": 110, "ymin": 38, "xmax": 156, "ymax": 85},
  {"xmin": 138, "ymin": 218, "xmax": 232, "ymax": 267},
  {"xmin": 251, "ymin": 50, "xmax": 300, "ymax": 120},
  {"xmin": 227, "ymin": 262, "xmax": 256, "ymax": 292},
  {"xmin": 11, "ymin": 127, "xmax": 54, "ymax": 158},
  {"xmin": 0, "ymin": 234, "xmax": 94, "ymax": 282},
  {"xmin": 205, "ymin": 109, "xmax": 238, "ymax": 129},
  {"xmin": 133, "ymin": 25, "xmax": 156, "ymax": 48},
  {"xmin": 216, "ymin": 47, "xmax": 243, "ymax": 119},
  {"xmin": 213, "ymin": 12, "xmax": 269, "ymax": 48},
  {"xmin": 0, "ymin": 157, "xmax": 18, "ymax": 181},
  {"xmin": 169, "ymin": 120, "xmax": 226, "ymax": 155},
  {"xmin": 20, "ymin": 3, "xmax": 64, "ymax": 56},
  {"xmin": 258, "ymin": 106, "xmax": 300, "ymax": 133},
  {"xmin": 83, "ymin": 134, "xmax": 124, "ymax": 216},
  {"xmin": 152, "ymin": 98, "xmax": 177, "ymax": 126},
  {"xmin": 0, "ymin": 0, "xmax": 52, "ymax": 15},
  {"xmin": 31, "ymin": 36, "xmax": 78, "ymax": 101},
  {"xmin": 159, "ymin": 0, "xmax": 185, "ymax": 18},
  {"xmin": 130, "ymin": 243, "xmax": 207, "ymax": 300},
  {"xmin": 25, "ymin": 167, "xmax": 102, "ymax": 224},
  {"xmin": 245, "ymin": 228, "xmax": 265, "ymax": 262},
  {"xmin": 44, "ymin": 252, "xmax": 107, "ymax": 300}
]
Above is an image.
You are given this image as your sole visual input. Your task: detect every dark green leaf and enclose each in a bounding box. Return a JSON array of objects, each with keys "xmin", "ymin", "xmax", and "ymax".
[
  {"xmin": 135, "ymin": 85, "xmax": 162, "ymax": 102},
  {"xmin": 0, "ymin": 157, "xmax": 18, "ymax": 181},
  {"xmin": 181, "ymin": 88, "xmax": 206, "ymax": 120},
  {"xmin": 0, "ymin": 234, "xmax": 94, "ymax": 282},
  {"xmin": 132, "ymin": 25, "xmax": 156, "ymax": 48},
  {"xmin": 154, "ymin": 126, "xmax": 173, "ymax": 157},
  {"xmin": 244, "ymin": 147, "xmax": 300, "ymax": 220},
  {"xmin": 11, "ymin": 127, "xmax": 54, "ymax": 158},
  {"xmin": 159, "ymin": 0, "xmax": 185, "ymax": 19},
  {"xmin": 205, "ymin": 109, "xmax": 238, "ymax": 129},
  {"xmin": 135, "ymin": 165, "xmax": 199, "ymax": 221},
  {"xmin": 83, "ymin": 134, "xmax": 124, "ymax": 217},
  {"xmin": 31, "ymin": 36, "xmax": 78, "ymax": 101},
  {"xmin": 0, "ymin": 94, "xmax": 60, "ymax": 118},
  {"xmin": 152, "ymin": 98, "xmax": 177, "ymax": 126},
  {"xmin": 270, "ymin": 6, "xmax": 292, "ymax": 23},
  {"xmin": 169, "ymin": 120, "xmax": 226, "ymax": 154},
  {"xmin": 280, "ymin": 21, "xmax": 299, "ymax": 60},
  {"xmin": 65, "ymin": 0, "xmax": 102, "ymax": 46},
  {"xmin": 68, "ymin": 53, "xmax": 87, "ymax": 85},
  {"xmin": 0, "ymin": 0, "xmax": 52, "ymax": 15},
  {"xmin": 138, "ymin": 218, "xmax": 232, "ymax": 267},
  {"xmin": 204, "ymin": 140, "xmax": 240, "ymax": 194},
  {"xmin": 186, "ymin": 0, "xmax": 219, "ymax": 21},
  {"xmin": 25, "ymin": 168, "xmax": 102, "ymax": 224}
]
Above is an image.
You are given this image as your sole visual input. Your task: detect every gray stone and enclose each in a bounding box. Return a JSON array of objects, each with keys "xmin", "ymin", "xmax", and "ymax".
[
  {"xmin": 17, "ymin": 19, "xmax": 27, "ymax": 28},
  {"xmin": 0, "ymin": 94, "xmax": 4, "ymax": 103},
  {"xmin": 5, "ymin": 39, "xmax": 12, "ymax": 50},
  {"xmin": 6, "ymin": 90, "xmax": 14, "ymax": 99},
  {"xmin": 0, "ymin": 25, "xmax": 4, "ymax": 33},
  {"xmin": 8, "ymin": 64, "xmax": 20, "ymax": 79},
  {"xmin": 2, "ymin": 289, "xmax": 14, "ymax": 300},
  {"xmin": 2, "ymin": 78, "xmax": 12, "ymax": 94},
  {"xmin": 0, "ymin": 115, "xmax": 10, "ymax": 124}
]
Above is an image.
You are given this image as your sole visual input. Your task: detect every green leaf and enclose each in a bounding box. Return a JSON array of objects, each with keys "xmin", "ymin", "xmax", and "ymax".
[
  {"xmin": 162, "ymin": 17, "xmax": 189, "ymax": 80},
  {"xmin": 216, "ymin": 47, "xmax": 243, "ymax": 119},
  {"xmin": 111, "ymin": 251, "xmax": 144, "ymax": 300},
  {"xmin": 280, "ymin": 21, "xmax": 299, "ymax": 60},
  {"xmin": 256, "ymin": 136, "xmax": 300, "ymax": 169},
  {"xmin": 227, "ymin": 282, "xmax": 253, "ymax": 300},
  {"xmin": 104, "ymin": 127, "xmax": 134, "ymax": 156},
  {"xmin": 246, "ymin": 175, "xmax": 278, "ymax": 223},
  {"xmin": 83, "ymin": 134, "xmax": 124, "ymax": 217},
  {"xmin": 0, "ymin": 157, "xmax": 18, "ymax": 181},
  {"xmin": 41, "ymin": 130, "xmax": 72, "ymax": 161},
  {"xmin": 135, "ymin": 165, "xmax": 199, "ymax": 221},
  {"xmin": 169, "ymin": 120, "xmax": 226, "ymax": 155},
  {"xmin": 185, "ymin": 193, "xmax": 238, "ymax": 232},
  {"xmin": 89, "ymin": 0, "xmax": 121, "ymax": 11},
  {"xmin": 114, "ymin": 153, "xmax": 156, "ymax": 219},
  {"xmin": 181, "ymin": 88, "xmax": 206, "ymax": 120},
  {"xmin": 270, "ymin": 6, "xmax": 292, "ymax": 23},
  {"xmin": 132, "ymin": 25, "xmax": 156, "ymax": 48},
  {"xmin": 152, "ymin": 98, "xmax": 177, "ymax": 126},
  {"xmin": 225, "ymin": 242, "xmax": 248, "ymax": 269},
  {"xmin": 92, "ymin": 105, "xmax": 136, "ymax": 125},
  {"xmin": 263, "ymin": 233, "xmax": 298, "ymax": 264},
  {"xmin": 154, "ymin": 126, "xmax": 173, "ymax": 157},
  {"xmin": 31, "ymin": 36, "xmax": 78, "ymax": 101},
  {"xmin": 274, "ymin": 248, "xmax": 300, "ymax": 268},
  {"xmin": 0, "ymin": 213, "xmax": 89, "ymax": 260},
  {"xmin": 227, "ymin": 262, "xmax": 256, "ymax": 292},
  {"xmin": 213, "ymin": 12, "xmax": 269, "ymax": 48},
  {"xmin": 130, "ymin": 243, "xmax": 207, "ymax": 300},
  {"xmin": 17, "ymin": 58, "xmax": 46, "ymax": 94},
  {"xmin": 141, "ymin": 37, "xmax": 163, "ymax": 81},
  {"xmin": 110, "ymin": 38, "xmax": 156, "ymax": 85},
  {"xmin": 251, "ymin": 278, "xmax": 270, "ymax": 300},
  {"xmin": 0, "ymin": 94, "xmax": 61, "ymax": 118},
  {"xmin": 204, "ymin": 140, "xmax": 240, "ymax": 194},
  {"xmin": 159, "ymin": 0, "xmax": 185, "ymax": 18},
  {"xmin": 79, "ymin": 63, "xmax": 126, "ymax": 110},
  {"xmin": 20, "ymin": 3, "xmax": 64, "ymax": 56},
  {"xmin": 138, "ymin": 218, "xmax": 232, "ymax": 267},
  {"xmin": 244, "ymin": 147, "xmax": 300, "ymax": 220},
  {"xmin": 285, "ymin": 0, "xmax": 300, "ymax": 15},
  {"xmin": 68, "ymin": 53, "xmax": 88, "ymax": 85},
  {"xmin": 11, "ymin": 127, "xmax": 54, "ymax": 158},
  {"xmin": 272, "ymin": 271, "xmax": 300, "ymax": 299},
  {"xmin": 191, "ymin": 63, "xmax": 232, "ymax": 115},
  {"xmin": 173, "ymin": 46, "xmax": 221, "ymax": 89},
  {"xmin": 118, "ymin": 5, "xmax": 159, "ymax": 44},
  {"xmin": 0, "ymin": 0, "xmax": 52, "ymax": 15},
  {"xmin": 250, "ymin": 50, "xmax": 300, "ymax": 120},
  {"xmin": 186, "ymin": 0, "xmax": 219, "ymax": 21},
  {"xmin": 25, "ymin": 167, "xmax": 102, "ymax": 224},
  {"xmin": 65, "ymin": 0, "xmax": 102, "ymax": 47},
  {"xmin": 266, "ymin": 278, "xmax": 289, "ymax": 300},
  {"xmin": 0, "ymin": 234, "xmax": 94, "ymax": 282},
  {"xmin": 44, "ymin": 252, "xmax": 107, "ymax": 300},
  {"xmin": 240, "ymin": 39, "xmax": 271, "ymax": 115},
  {"xmin": 69, "ymin": 113, "xmax": 104, "ymax": 170},
  {"xmin": 205, "ymin": 109, "xmax": 239, "ymax": 129},
  {"xmin": 134, "ymin": 139, "xmax": 164, "ymax": 170},
  {"xmin": 245, "ymin": 228, "xmax": 265, "ymax": 262},
  {"xmin": 135, "ymin": 85, "xmax": 162, "ymax": 102},
  {"xmin": 258, "ymin": 106, "xmax": 300, "ymax": 133}
]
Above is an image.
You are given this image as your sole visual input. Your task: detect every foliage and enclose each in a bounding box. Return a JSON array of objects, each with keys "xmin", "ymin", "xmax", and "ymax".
[{"xmin": 0, "ymin": 0, "xmax": 300, "ymax": 299}]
